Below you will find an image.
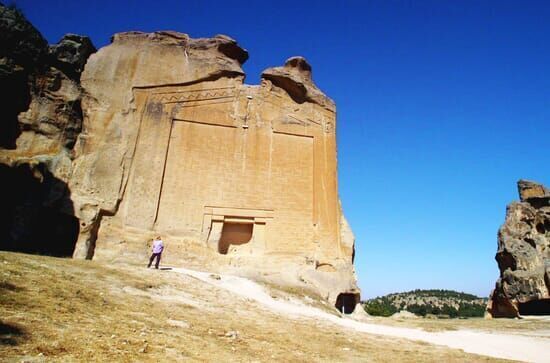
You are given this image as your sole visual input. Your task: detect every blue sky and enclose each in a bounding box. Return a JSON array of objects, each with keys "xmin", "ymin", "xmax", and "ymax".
[{"xmin": 15, "ymin": 0, "xmax": 550, "ymax": 298}]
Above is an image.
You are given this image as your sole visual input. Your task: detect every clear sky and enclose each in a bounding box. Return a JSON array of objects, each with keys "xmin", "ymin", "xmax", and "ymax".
[{"xmin": 15, "ymin": 0, "xmax": 550, "ymax": 298}]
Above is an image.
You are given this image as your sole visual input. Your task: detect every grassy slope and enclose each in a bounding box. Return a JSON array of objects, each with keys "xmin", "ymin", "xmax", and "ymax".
[{"xmin": 0, "ymin": 252, "xmax": 511, "ymax": 362}]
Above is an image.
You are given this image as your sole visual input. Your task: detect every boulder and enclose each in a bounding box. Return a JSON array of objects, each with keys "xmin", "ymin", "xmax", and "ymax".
[
  {"xmin": 518, "ymin": 180, "xmax": 550, "ymax": 202},
  {"xmin": 261, "ymin": 56, "xmax": 335, "ymax": 110}
]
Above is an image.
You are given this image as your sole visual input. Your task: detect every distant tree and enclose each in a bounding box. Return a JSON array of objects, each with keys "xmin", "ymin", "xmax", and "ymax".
[
  {"xmin": 363, "ymin": 300, "xmax": 397, "ymax": 317},
  {"xmin": 457, "ymin": 303, "xmax": 485, "ymax": 317},
  {"xmin": 440, "ymin": 304, "xmax": 458, "ymax": 318},
  {"xmin": 407, "ymin": 304, "xmax": 427, "ymax": 317}
]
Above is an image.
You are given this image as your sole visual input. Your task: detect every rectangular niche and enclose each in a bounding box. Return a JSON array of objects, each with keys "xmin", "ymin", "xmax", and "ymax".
[
  {"xmin": 218, "ymin": 222, "xmax": 254, "ymax": 254},
  {"xmin": 203, "ymin": 207, "xmax": 273, "ymax": 254}
]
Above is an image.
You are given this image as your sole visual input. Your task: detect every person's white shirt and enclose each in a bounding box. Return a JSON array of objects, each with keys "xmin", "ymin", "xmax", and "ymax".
[{"xmin": 152, "ymin": 239, "xmax": 164, "ymax": 254}]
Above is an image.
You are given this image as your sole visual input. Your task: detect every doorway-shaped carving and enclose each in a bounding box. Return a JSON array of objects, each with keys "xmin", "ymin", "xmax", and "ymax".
[{"xmin": 218, "ymin": 222, "xmax": 253, "ymax": 254}]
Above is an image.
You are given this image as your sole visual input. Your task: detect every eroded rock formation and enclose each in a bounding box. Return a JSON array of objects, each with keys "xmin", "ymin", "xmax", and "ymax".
[
  {"xmin": 0, "ymin": 6, "xmax": 359, "ymax": 311},
  {"xmin": 70, "ymin": 30, "xmax": 359, "ymax": 309},
  {"xmin": 487, "ymin": 180, "xmax": 550, "ymax": 317},
  {"xmin": 0, "ymin": 4, "xmax": 95, "ymax": 255}
]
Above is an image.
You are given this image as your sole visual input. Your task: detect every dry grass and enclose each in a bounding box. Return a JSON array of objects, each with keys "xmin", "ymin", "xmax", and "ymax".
[
  {"xmin": 0, "ymin": 252, "xmax": 514, "ymax": 362},
  {"xmin": 369, "ymin": 315, "xmax": 550, "ymax": 335}
]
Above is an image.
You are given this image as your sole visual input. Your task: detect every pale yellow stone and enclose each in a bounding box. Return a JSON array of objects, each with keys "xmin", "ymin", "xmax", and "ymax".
[{"xmin": 69, "ymin": 31, "xmax": 359, "ymax": 307}]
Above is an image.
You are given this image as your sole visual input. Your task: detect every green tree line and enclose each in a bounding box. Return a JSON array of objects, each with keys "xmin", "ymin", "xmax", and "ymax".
[{"xmin": 362, "ymin": 290, "xmax": 487, "ymax": 318}]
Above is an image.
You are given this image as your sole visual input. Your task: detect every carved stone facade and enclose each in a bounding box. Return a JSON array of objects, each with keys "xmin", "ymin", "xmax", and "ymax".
[
  {"xmin": 117, "ymin": 80, "xmax": 330, "ymax": 251},
  {"xmin": 114, "ymin": 79, "xmax": 338, "ymax": 255},
  {"xmin": 0, "ymin": 8, "xmax": 358, "ymax": 309},
  {"xmin": 64, "ymin": 31, "xmax": 359, "ymax": 308}
]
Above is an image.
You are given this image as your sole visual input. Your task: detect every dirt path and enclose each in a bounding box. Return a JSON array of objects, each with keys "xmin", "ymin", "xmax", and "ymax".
[{"xmin": 172, "ymin": 267, "xmax": 550, "ymax": 363}]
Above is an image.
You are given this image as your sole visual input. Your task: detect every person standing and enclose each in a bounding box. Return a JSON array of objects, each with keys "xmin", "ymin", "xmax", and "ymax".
[{"xmin": 147, "ymin": 236, "xmax": 164, "ymax": 269}]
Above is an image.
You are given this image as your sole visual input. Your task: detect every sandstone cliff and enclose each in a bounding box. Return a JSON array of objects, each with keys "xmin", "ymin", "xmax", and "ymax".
[
  {"xmin": 486, "ymin": 180, "xmax": 550, "ymax": 317},
  {"xmin": 0, "ymin": 3, "xmax": 95, "ymax": 255},
  {"xmin": 0, "ymin": 6, "xmax": 359, "ymax": 312},
  {"xmin": 69, "ymin": 30, "xmax": 359, "ymax": 311}
]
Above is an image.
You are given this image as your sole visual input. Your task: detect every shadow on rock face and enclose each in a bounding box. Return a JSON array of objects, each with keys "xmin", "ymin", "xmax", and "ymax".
[
  {"xmin": 518, "ymin": 299, "xmax": 550, "ymax": 316},
  {"xmin": 0, "ymin": 4, "xmax": 48, "ymax": 149},
  {"xmin": 0, "ymin": 321, "xmax": 27, "ymax": 346},
  {"xmin": 0, "ymin": 69, "xmax": 28, "ymax": 149},
  {"xmin": 335, "ymin": 292, "xmax": 360, "ymax": 314},
  {"xmin": 0, "ymin": 163, "xmax": 79, "ymax": 257}
]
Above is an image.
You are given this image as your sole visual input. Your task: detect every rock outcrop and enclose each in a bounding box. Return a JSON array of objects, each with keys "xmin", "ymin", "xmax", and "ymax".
[
  {"xmin": 0, "ymin": 3, "xmax": 95, "ymax": 255},
  {"xmin": 486, "ymin": 180, "xmax": 550, "ymax": 317},
  {"xmin": 261, "ymin": 56, "xmax": 334, "ymax": 109},
  {"xmin": 0, "ymin": 7, "xmax": 359, "ymax": 311},
  {"xmin": 68, "ymin": 30, "xmax": 359, "ymax": 310}
]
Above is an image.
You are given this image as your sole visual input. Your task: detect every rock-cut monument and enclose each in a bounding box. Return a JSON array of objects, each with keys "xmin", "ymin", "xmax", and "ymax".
[{"xmin": 0, "ymin": 5, "xmax": 360, "ymax": 313}]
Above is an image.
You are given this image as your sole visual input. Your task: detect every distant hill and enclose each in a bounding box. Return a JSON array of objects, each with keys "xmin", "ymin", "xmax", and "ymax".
[{"xmin": 363, "ymin": 289, "xmax": 488, "ymax": 318}]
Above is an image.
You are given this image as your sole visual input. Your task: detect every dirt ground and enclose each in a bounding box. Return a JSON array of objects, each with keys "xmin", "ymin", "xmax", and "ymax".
[
  {"xmin": 370, "ymin": 315, "xmax": 550, "ymax": 336},
  {"xmin": 0, "ymin": 252, "xmax": 522, "ymax": 362}
]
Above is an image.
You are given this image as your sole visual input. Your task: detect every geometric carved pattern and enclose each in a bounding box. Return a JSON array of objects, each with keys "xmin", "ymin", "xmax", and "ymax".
[{"xmin": 150, "ymin": 87, "xmax": 237, "ymax": 104}]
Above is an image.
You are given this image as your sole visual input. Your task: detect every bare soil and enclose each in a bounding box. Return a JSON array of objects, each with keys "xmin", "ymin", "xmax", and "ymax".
[
  {"xmin": 371, "ymin": 315, "xmax": 550, "ymax": 336},
  {"xmin": 0, "ymin": 252, "xmax": 517, "ymax": 362}
]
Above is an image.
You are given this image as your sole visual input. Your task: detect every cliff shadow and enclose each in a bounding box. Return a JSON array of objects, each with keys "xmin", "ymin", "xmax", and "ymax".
[
  {"xmin": 0, "ymin": 162, "xmax": 79, "ymax": 256},
  {"xmin": 0, "ymin": 70, "xmax": 28, "ymax": 149},
  {"xmin": 0, "ymin": 321, "xmax": 27, "ymax": 346},
  {"xmin": 519, "ymin": 299, "xmax": 550, "ymax": 316}
]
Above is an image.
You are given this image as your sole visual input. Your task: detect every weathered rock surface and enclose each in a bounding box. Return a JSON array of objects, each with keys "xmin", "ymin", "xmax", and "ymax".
[
  {"xmin": 69, "ymin": 30, "xmax": 359, "ymax": 310},
  {"xmin": 261, "ymin": 56, "xmax": 334, "ymax": 109},
  {"xmin": 49, "ymin": 34, "xmax": 96, "ymax": 79},
  {"xmin": 487, "ymin": 180, "xmax": 550, "ymax": 317},
  {"xmin": 0, "ymin": 3, "xmax": 46, "ymax": 149},
  {"xmin": 0, "ymin": 7, "xmax": 359, "ymax": 311},
  {"xmin": 0, "ymin": 3, "xmax": 95, "ymax": 255}
]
